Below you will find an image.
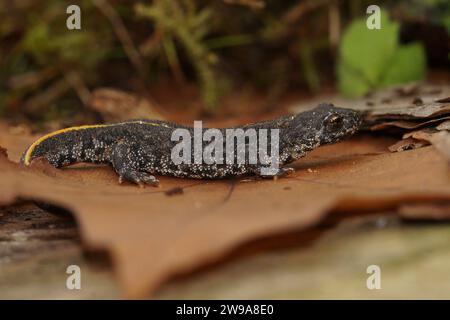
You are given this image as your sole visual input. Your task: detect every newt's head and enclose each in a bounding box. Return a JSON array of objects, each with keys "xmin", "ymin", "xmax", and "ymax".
[{"xmin": 290, "ymin": 103, "xmax": 362, "ymax": 147}]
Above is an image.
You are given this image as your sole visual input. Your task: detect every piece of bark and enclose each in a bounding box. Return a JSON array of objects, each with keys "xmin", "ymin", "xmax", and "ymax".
[
  {"xmin": 436, "ymin": 97, "xmax": 450, "ymax": 103},
  {"xmin": 399, "ymin": 129, "xmax": 450, "ymax": 162},
  {"xmin": 371, "ymin": 116, "xmax": 450, "ymax": 131},
  {"xmin": 388, "ymin": 138, "xmax": 429, "ymax": 152},
  {"xmin": 402, "ymin": 128, "xmax": 437, "ymax": 141},
  {"xmin": 436, "ymin": 120, "xmax": 450, "ymax": 131}
]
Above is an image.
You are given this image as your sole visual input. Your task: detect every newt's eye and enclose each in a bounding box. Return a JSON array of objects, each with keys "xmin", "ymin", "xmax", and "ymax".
[{"xmin": 324, "ymin": 114, "xmax": 343, "ymax": 130}]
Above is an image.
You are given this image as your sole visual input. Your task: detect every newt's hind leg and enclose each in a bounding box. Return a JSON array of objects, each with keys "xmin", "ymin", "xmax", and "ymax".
[{"xmin": 111, "ymin": 140, "xmax": 160, "ymax": 187}]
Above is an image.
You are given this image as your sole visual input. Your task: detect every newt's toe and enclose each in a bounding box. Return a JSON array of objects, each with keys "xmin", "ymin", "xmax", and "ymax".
[
  {"xmin": 273, "ymin": 167, "xmax": 295, "ymax": 180},
  {"xmin": 138, "ymin": 172, "xmax": 160, "ymax": 187},
  {"xmin": 118, "ymin": 170, "xmax": 160, "ymax": 187}
]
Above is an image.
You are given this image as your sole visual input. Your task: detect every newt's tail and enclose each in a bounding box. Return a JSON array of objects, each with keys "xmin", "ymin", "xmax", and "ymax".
[{"xmin": 21, "ymin": 125, "xmax": 107, "ymax": 167}]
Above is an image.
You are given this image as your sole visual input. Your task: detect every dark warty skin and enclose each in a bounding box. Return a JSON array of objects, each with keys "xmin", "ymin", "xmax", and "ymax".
[{"xmin": 21, "ymin": 103, "xmax": 362, "ymax": 187}]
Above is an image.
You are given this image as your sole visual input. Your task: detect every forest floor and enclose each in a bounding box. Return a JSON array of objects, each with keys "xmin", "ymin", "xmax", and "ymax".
[{"xmin": 1, "ymin": 203, "xmax": 450, "ymax": 299}]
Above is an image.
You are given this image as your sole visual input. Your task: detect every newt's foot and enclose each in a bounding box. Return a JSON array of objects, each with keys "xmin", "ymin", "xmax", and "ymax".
[
  {"xmin": 118, "ymin": 171, "xmax": 160, "ymax": 188},
  {"xmin": 112, "ymin": 139, "xmax": 160, "ymax": 187},
  {"xmin": 253, "ymin": 167, "xmax": 295, "ymax": 180},
  {"xmin": 273, "ymin": 167, "xmax": 295, "ymax": 180}
]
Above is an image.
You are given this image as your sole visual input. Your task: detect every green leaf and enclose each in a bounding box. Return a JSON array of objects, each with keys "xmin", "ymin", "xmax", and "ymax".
[
  {"xmin": 380, "ymin": 42, "xmax": 426, "ymax": 87},
  {"xmin": 339, "ymin": 12, "xmax": 399, "ymax": 86},
  {"xmin": 337, "ymin": 10, "xmax": 427, "ymax": 97},
  {"xmin": 337, "ymin": 61, "xmax": 371, "ymax": 98}
]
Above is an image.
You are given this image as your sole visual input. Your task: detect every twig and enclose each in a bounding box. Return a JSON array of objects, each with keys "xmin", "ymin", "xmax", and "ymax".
[
  {"xmin": 63, "ymin": 70, "xmax": 92, "ymax": 106},
  {"xmin": 23, "ymin": 78, "xmax": 70, "ymax": 113},
  {"xmin": 282, "ymin": 0, "xmax": 334, "ymax": 25},
  {"xmin": 139, "ymin": 28, "xmax": 163, "ymax": 58},
  {"xmin": 223, "ymin": 0, "xmax": 265, "ymax": 10},
  {"xmin": 7, "ymin": 68, "xmax": 57, "ymax": 90},
  {"xmin": 328, "ymin": 1, "xmax": 341, "ymax": 51},
  {"xmin": 162, "ymin": 34, "xmax": 186, "ymax": 84},
  {"xmin": 93, "ymin": 0, "xmax": 146, "ymax": 80}
]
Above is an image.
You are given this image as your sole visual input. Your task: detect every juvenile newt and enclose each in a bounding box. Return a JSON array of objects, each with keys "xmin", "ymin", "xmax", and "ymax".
[{"xmin": 21, "ymin": 103, "xmax": 362, "ymax": 187}]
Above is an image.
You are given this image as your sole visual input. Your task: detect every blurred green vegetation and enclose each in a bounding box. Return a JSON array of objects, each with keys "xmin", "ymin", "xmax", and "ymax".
[
  {"xmin": 0, "ymin": 0, "xmax": 448, "ymax": 122},
  {"xmin": 338, "ymin": 11, "xmax": 426, "ymax": 97}
]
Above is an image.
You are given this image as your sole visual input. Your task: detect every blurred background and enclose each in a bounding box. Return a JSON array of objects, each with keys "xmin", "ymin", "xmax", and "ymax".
[{"xmin": 0, "ymin": 0, "xmax": 449, "ymax": 129}]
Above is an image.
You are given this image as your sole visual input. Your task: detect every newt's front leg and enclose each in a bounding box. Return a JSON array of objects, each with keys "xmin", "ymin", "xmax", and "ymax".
[{"xmin": 111, "ymin": 140, "xmax": 160, "ymax": 187}]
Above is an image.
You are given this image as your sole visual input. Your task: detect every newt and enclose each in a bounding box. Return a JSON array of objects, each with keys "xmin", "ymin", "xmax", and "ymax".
[{"xmin": 21, "ymin": 103, "xmax": 362, "ymax": 187}]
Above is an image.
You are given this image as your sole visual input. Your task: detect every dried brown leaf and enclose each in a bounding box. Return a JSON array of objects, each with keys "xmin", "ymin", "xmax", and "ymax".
[
  {"xmin": 88, "ymin": 88, "xmax": 164, "ymax": 122},
  {"xmin": 430, "ymin": 131, "xmax": 450, "ymax": 161},
  {"xmin": 290, "ymin": 84, "xmax": 450, "ymax": 121},
  {"xmin": 399, "ymin": 203, "xmax": 450, "ymax": 221}
]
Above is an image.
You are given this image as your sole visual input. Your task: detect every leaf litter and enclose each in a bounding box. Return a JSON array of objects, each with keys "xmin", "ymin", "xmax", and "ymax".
[{"xmin": 291, "ymin": 83, "xmax": 450, "ymax": 159}]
